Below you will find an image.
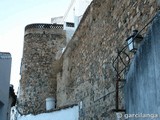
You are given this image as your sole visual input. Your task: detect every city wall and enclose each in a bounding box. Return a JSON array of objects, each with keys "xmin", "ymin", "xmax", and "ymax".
[{"xmin": 57, "ymin": 0, "xmax": 159, "ymax": 119}]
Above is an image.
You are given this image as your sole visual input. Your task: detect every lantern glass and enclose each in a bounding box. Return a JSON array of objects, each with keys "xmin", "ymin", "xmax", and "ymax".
[
  {"xmin": 126, "ymin": 30, "xmax": 143, "ymax": 53},
  {"xmin": 127, "ymin": 37, "xmax": 134, "ymax": 51}
]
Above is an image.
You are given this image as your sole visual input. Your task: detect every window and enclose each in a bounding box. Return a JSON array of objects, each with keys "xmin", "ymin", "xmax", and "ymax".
[{"xmin": 66, "ymin": 22, "xmax": 75, "ymax": 27}]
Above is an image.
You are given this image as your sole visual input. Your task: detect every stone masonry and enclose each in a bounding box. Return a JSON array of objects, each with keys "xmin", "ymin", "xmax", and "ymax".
[
  {"xmin": 17, "ymin": 0, "xmax": 160, "ymax": 119},
  {"xmin": 57, "ymin": 0, "xmax": 159, "ymax": 120},
  {"xmin": 18, "ymin": 24, "xmax": 66, "ymax": 115}
]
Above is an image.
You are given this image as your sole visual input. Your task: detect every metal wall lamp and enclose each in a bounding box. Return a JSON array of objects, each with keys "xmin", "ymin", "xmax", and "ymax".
[{"xmin": 126, "ymin": 30, "xmax": 143, "ymax": 53}]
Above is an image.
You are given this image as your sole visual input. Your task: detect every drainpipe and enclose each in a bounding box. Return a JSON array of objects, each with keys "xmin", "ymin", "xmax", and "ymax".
[{"xmin": 116, "ymin": 78, "xmax": 119, "ymax": 111}]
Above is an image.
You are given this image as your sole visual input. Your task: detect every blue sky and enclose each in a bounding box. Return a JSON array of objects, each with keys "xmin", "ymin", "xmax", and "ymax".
[{"xmin": 0, "ymin": 0, "xmax": 71, "ymax": 92}]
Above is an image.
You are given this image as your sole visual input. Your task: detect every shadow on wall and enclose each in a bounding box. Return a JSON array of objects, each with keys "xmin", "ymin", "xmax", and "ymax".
[{"xmin": 0, "ymin": 102, "xmax": 4, "ymax": 118}]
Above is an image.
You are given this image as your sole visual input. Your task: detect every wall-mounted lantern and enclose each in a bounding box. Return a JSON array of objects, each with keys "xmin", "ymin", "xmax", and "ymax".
[{"xmin": 126, "ymin": 30, "xmax": 143, "ymax": 53}]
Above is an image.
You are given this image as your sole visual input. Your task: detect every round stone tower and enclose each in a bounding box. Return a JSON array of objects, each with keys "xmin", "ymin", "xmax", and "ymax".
[{"xmin": 18, "ymin": 23, "xmax": 66, "ymax": 115}]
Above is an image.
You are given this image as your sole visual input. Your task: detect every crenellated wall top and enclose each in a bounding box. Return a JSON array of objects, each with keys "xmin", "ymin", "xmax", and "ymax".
[{"xmin": 24, "ymin": 23, "xmax": 64, "ymax": 35}]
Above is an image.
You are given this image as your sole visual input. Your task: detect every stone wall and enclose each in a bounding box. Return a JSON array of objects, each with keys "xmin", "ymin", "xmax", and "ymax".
[
  {"xmin": 57, "ymin": 0, "xmax": 159, "ymax": 120},
  {"xmin": 18, "ymin": 24, "xmax": 66, "ymax": 115}
]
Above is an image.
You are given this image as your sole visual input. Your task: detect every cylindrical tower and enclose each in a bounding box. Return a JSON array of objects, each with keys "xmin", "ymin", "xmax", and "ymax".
[{"xmin": 18, "ymin": 23, "xmax": 66, "ymax": 115}]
